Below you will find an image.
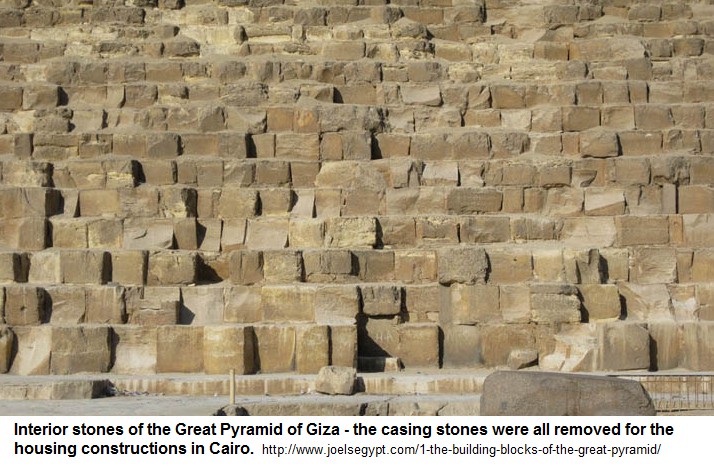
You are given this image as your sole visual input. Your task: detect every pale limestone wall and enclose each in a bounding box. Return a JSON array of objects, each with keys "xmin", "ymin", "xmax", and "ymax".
[{"xmin": 1, "ymin": 0, "xmax": 713, "ymax": 375}]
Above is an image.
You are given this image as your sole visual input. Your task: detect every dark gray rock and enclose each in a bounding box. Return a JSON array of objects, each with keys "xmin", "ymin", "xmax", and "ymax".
[{"xmin": 480, "ymin": 371, "xmax": 656, "ymax": 416}]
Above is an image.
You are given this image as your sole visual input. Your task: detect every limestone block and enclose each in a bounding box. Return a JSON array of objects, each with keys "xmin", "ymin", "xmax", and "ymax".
[
  {"xmin": 530, "ymin": 284, "xmax": 582, "ymax": 324},
  {"xmin": 561, "ymin": 217, "xmax": 616, "ymax": 247},
  {"xmin": 0, "ymin": 326, "xmax": 14, "ymax": 373},
  {"xmin": 353, "ymin": 250, "xmax": 394, "ymax": 282},
  {"xmin": 60, "ymin": 250, "xmax": 108, "ymax": 284},
  {"xmin": 126, "ymin": 287, "xmax": 180, "ymax": 326},
  {"xmin": 680, "ymin": 186, "xmax": 714, "ymax": 214},
  {"xmin": 10, "ymin": 326, "xmax": 51, "ymax": 375},
  {"xmin": 262, "ymin": 285, "xmax": 315, "ymax": 323},
  {"xmin": 540, "ymin": 324, "xmax": 598, "ymax": 372},
  {"xmin": 508, "ymin": 349, "xmax": 538, "ymax": 370},
  {"xmin": 263, "ymin": 251, "xmax": 303, "ymax": 283},
  {"xmin": 460, "ymin": 216, "xmax": 510, "ymax": 243},
  {"xmin": 87, "ymin": 219, "xmax": 122, "ymax": 248},
  {"xmin": 303, "ymin": 250, "xmax": 353, "ymax": 283},
  {"xmin": 584, "ymin": 188, "xmax": 625, "ymax": 216},
  {"xmin": 361, "ymin": 285, "xmax": 402, "ymax": 316},
  {"xmin": 441, "ymin": 283, "xmax": 499, "ymax": 325},
  {"xmin": 276, "ymin": 133, "xmax": 319, "ymax": 160},
  {"xmin": 487, "ymin": 248, "xmax": 532, "ymax": 284},
  {"xmin": 446, "ymin": 188, "xmax": 502, "ymax": 214},
  {"xmin": 500, "ymin": 286, "xmax": 531, "ymax": 323},
  {"xmin": 204, "ymin": 326, "xmax": 255, "ymax": 375},
  {"xmin": 123, "ymin": 219, "xmax": 174, "ymax": 250},
  {"xmin": 647, "ymin": 322, "xmax": 681, "ymax": 370},
  {"xmin": 28, "ymin": 250, "xmax": 61, "ymax": 284},
  {"xmin": 480, "ymin": 371, "xmax": 655, "ymax": 416},
  {"xmin": 618, "ymin": 283, "xmax": 673, "ymax": 321},
  {"xmin": 630, "ymin": 247, "xmax": 677, "ymax": 284},
  {"xmin": 147, "ymin": 251, "xmax": 196, "ymax": 285},
  {"xmin": 180, "ymin": 286, "xmax": 224, "ymax": 325},
  {"xmin": 315, "ymin": 285, "xmax": 359, "ymax": 323},
  {"xmin": 217, "ymin": 189, "xmax": 258, "ymax": 218},
  {"xmin": 5, "ymin": 286, "xmax": 45, "ymax": 326},
  {"xmin": 296, "ymin": 325, "xmax": 330, "ymax": 374},
  {"xmin": 112, "ymin": 326, "xmax": 157, "ymax": 375},
  {"xmin": 396, "ymin": 324, "xmax": 439, "ymax": 368},
  {"xmin": 570, "ymin": 38, "xmax": 645, "ymax": 62},
  {"xmin": 229, "ymin": 250, "xmax": 263, "ymax": 285},
  {"xmin": 51, "ymin": 326, "xmax": 111, "ymax": 375},
  {"xmin": 79, "ymin": 190, "xmax": 121, "ymax": 217},
  {"xmin": 544, "ymin": 188, "xmax": 583, "ymax": 217},
  {"xmin": 562, "ymin": 106, "xmax": 600, "ymax": 132},
  {"xmin": 597, "ymin": 323, "xmax": 650, "ymax": 371},
  {"xmin": 110, "ymin": 250, "xmax": 146, "ymax": 285},
  {"xmin": 404, "ymin": 285, "xmax": 439, "ymax": 322},
  {"xmin": 315, "ymin": 366, "xmax": 357, "ymax": 395},
  {"xmin": 46, "ymin": 286, "xmax": 86, "ymax": 325},
  {"xmin": 481, "ymin": 325, "xmax": 535, "ymax": 367},
  {"xmin": 245, "ymin": 218, "xmax": 289, "ymax": 249},
  {"xmin": 157, "ymin": 326, "xmax": 204, "ymax": 373},
  {"xmin": 490, "ymin": 83, "xmax": 525, "ymax": 109},
  {"xmin": 692, "ymin": 249, "xmax": 714, "ymax": 282},
  {"xmin": 0, "ymin": 188, "xmax": 61, "ymax": 219},
  {"xmin": 254, "ymin": 325, "xmax": 295, "ymax": 373},
  {"xmin": 393, "ymin": 250, "xmax": 435, "ymax": 283},
  {"xmin": 224, "ymin": 286, "xmax": 262, "ymax": 324},
  {"xmin": 173, "ymin": 218, "xmax": 197, "ymax": 250},
  {"xmin": 437, "ymin": 246, "xmax": 488, "ymax": 285},
  {"xmin": 330, "ymin": 325, "xmax": 358, "ymax": 368},
  {"xmin": 400, "ymin": 85, "xmax": 441, "ymax": 106},
  {"xmin": 563, "ymin": 248, "xmax": 603, "ymax": 284},
  {"xmin": 684, "ymin": 214, "xmax": 714, "ymax": 247},
  {"xmin": 580, "ymin": 285, "xmax": 621, "ymax": 321},
  {"xmin": 616, "ymin": 216, "xmax": 669, "ymax": 246},
  {"xmin": 325, "ymin": 217, "xmax": 376, "ymax": 248},
  {"xmin": 681, "ymin": 323, "xmax": 714, "ymax": 370},
  {"xmin": 221, "ymin": 219, "xmax": 247, "ymax": 251},
  {"xmin": 442, "ymin": 324, "xmax": 482, "ymax": 368},
  {"xmin": 580, "ymin": 128, "xmax": 619, "ymax": 158}
]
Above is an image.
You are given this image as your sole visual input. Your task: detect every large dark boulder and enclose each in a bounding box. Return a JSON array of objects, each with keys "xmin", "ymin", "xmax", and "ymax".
[{"xmin": 480, "ymin": 371, "xmax": 656, "ymax": 416}]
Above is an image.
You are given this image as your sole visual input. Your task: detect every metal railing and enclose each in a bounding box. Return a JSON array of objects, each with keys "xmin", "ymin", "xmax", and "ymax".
[{"xmin": 620, "ymin": 375, "xmax": 714, "ymax": 412}]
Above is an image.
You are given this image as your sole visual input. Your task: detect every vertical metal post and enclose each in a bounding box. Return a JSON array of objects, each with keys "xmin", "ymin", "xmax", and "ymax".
[{"xmin": 230, "ymin": 369, "xmax": 236, "ymax": 405}]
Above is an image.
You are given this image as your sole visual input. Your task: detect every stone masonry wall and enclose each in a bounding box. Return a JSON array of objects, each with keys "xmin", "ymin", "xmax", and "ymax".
[{"xmin": 1, "ymin": 0, "xmax": 714, "ymax": 376}]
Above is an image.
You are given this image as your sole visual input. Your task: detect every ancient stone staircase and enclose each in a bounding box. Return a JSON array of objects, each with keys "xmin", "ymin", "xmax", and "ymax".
[{"xmin": 1, "ymin": 0, "xmax": 714, "ymax": 395}]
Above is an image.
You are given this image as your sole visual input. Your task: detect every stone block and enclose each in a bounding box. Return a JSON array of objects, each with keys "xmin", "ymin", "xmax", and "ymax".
[
  {"xmin": 0, "ymin": 326, "xmax": 14, "ymax": 373},
  {"xmin": 112, "ymin": 327, "xmax": 157, "ymax": 375},
  {"xmin": 361, "ymin": 285, "xmax": 402, "ymax": 316},
  {"xmin": 563, "ymin": 248, "xmax": 603, "ymax": 284},
  {"xmin": 263, "ymin": 251, "xmax": 303, "ymax": 283},
  {"xmin": 10, "ymin": 326, "xmax": 51, "ymax": 375},
  {"xmin": 123, "ymin": 219, "xmax": 174, "ymax": 250},
  {"xmin": 157, "ymin": 326, "xmax": 204, "ymax": 373},
  {"xmin": 180, "ymin": 286, "xmax": 224, "ymax": 325},
  {"xmin": 254, "ymin": 325, "xmax": 295, "ymax": 373},
  {"xmin": 60, "ymin": 250, "xmax": 108, "ymax": 284},
  {"xmin": 597, "ymin": 323, "xmax": 650, "ymax": 371},
  {"xmin": 203, "ymin": 326, "xmax": 255, "ymax": 375},
  {"xmin": 580, "ymin": 284, "xmax": 621, "ymax": 321},
  {"xmin": 315, "ymin": 285, "xmax": 359, "ymax": 323},
  {"xmin": 446, "ymin": 188, "xmax": 503, "ymax": 214},
  {"xmin": 147, "ymin": 251, "xmax": 196, "ymax": 285},
  {"xmin": 481, "ymin": 325, "xmax": 535, "ymax": 367},
  {"xmin": 584, "ymin": 188, "xmax": 625, "ymax": 216},
  {"xmin": 437, "ymin": 246, "xmax": 488, "ymax": 285},
  {"xmin": 50, "ymin": 326, "xmax": 111, "ymax": 375},
  {"xmin": 441, "ymin": 284, "xmax": 500, "ymax": 325},
  {"xmin": 648, "ymin": 322, "xmax": 681, "ymax": 370},
  {"xmin": 692, "ymin": 249, "xmax": 714, "ymax": 282},
  {"xmin": 217, "ymin": 189, "xmax": 258, "ymax": 218},
  {"xmin": 245, "ymin": 218, "xmax": 289, "ymax": 249},
  {"xmin": 325, "ymin": 217, "xmax": 376, "ymax": 248},
  {"xmin": 679, "ymin": 186, "xmax": 714, "ymax": 214},
  {"xmin": 480, "ymin": 371, "xmax": 655, "ymax": 416},
  {"xmin": 330, "ymin": 325, "xmax": 358, "ymax": 368},
  {"xmin": 5, "ymin": 286, "xmax": 45, "ymax": 326},
  {"xmin": 110, "ymin": 250, "xmax": 146, "ymax": 285},
  {"xmin": 46, "ymin": 286, "xmax": 85, "ymax": 325},
  {"xmin": 229, "ymin": 250, "xmax": 263, "ymax": 285},
  {"xmin": 530, "ymin": 284, "xmax": 582, "ymax": 324},
  {"xmin": 296, "ymin": 325, "xmax": 330, "ymax": 374},
  {"xmin": 580, "ymin": 128, "xmax": 619, "ymax": 158},
  {"xmin": 400, "ymin": 85, "xmax": 442, "ymax": 106},
  {"xmin": 315, "ymin": 366, "xmax": 356, "ymax": 395},
  {"xmin": 126, "ymin": 287, "xmax": 180, "ymax": 326},
  {"xmin": 442, "ymin": 325, "xmax": 482, "ymax": 368},
  {"xmin": 562, "ymin": 106, "xmax": 600, "ymax": 131},
  {"xmin": 616, "ymin": 216, "xmax": 669, "ymax": 246},
  {"xmin": 630, "ymin": 247, "xmax": 677, "ymax": 284},
  {"xmin": 487, "ymin": 248, "xmax": 532, "ymax": 284},
  {"xmin": 224, "ymin": 286, "xmax": 262, "ymax": 324},
  {"xmin": 570, "ymin": 38, "xmax": 646, "ymax": 62},
  {"xmin": 262, "ymin": 285, "xmax": 315, "ymax": 323},
  {"xmin": 681, "ymin": 323, "xmax": 714, "ymax": 370},
  {"xmin": 394, "ymin": 250, "xmax": 436, "ymax": 283},
  {"xmin": 618, "ymin": 283, "xmax": 673, "ymax": 321}
]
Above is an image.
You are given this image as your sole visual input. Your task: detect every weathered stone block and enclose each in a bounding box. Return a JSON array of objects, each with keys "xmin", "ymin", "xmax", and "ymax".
[
  {"xmin": 441, "ymin": 283, "xmax": 500, "ymax": 325},
  {"xmin": 315, "ymin": 366, "xmax": 356, "ymax": 395},
  {"xmin": 229, "ymin": 250, "xmax": 263, "ymax": 285},
  {"xmin": 112, "ymin": 326, "xmax": 157, "ymax": 375},
  {"xmin": 437, "ymin": 246, "xmax": 488, "ymax": 285},
  {"xmin": 0, "ymin": 326, "xmax": 14, "ymax": 374},
  {"xmin": 262, "ymin": 285, "xmax": 315, "ymax": 323},
  {"xmin": 147, "ymin": 251, "xmax": 196, "ymax": 285},
  {"xmin": 245, "ymin": 218, "xmax": 289, "ymax": 249},
  {"xmin": 224, "ymin": 286, "xmax": 262, "ymax": 324},
  {"xmin": 204, "ymin": 326, "xmax": 255, "ymax": 375},
  {"xmin": 530, "ymin": 284, "xmax": 582, "ymax": 323},
  {"xmin": 254, "ymin": 325, "xmax": 295, "ymax": 373},
  {"xmin": 296, "ymin": 325, "xmax": 330, "ymax": 374},
  {"xmin": 616, "ymin": 216, "xmax": 669, "ymax": 246},
  {"xmin": 180, "ymin": 286, "xmax": 224, "ymax": 325},
  {"xmin": 630, "ymin": 247, "xmax": 677, "ymax": 284},
  {"xmin": 618, "ymin": 283, "xmax": 673, "ymax": 321},
  {"xmin": 330, "ymin": 325, "xmax": 358, "ymax": 368},
  {"xmin": 580, "ymin": 284, "xmax": 621, "ymax": 321},
  {"xmin": 51, "ymin": 326, "xmax": 111, "ymax": 375},
  {"xmin": 446, "ymin": 188, "xmax": 503, "ymax": 214},
  {"xmin": 481, "ymin": 325, "xmax": 535, "ymax": 367},
  {"xmin": 361, "ymin": 285, "xmax": 402, "ymax": 316},
  {"xmin": 315, "ymin": 285, "xmax": 359, "ymax": 323},
  {"xmin": 126, "ymin": 287, "xmax": 180, "ymax": 326},
  {"xmin": 324, "ymin": 217, "xmax": 376, "ymax": 248},
  {"xmin": 10, "ymin": 326, "xmax": 51, "ymax": 375},
  {"xmin": 487, "ymin": 248, "xmax": 532, "ymax": 284},
  {"xmin": 5, "ymin": 286, "xmax": 45, "ymax": 326},
  {"xmin": 60, "ymin": 250, "xmax": 108, "ymax": 284},
  {"xmin": 597, "ymin": 323, "xmax": 650, "ymax": 371},
  {"xmin": 263, "ymin": 251, "xmax": 303, "ymax": 283},
  {"xmin": 46, "ymin": 286, "xmax": 86, "ymax": 325},
  {"xmin": 480, "ymin": 371, "xmax": 655, "ymax": 416},
  {"xmin": 157, "ymin": 326, "xmax": 204, "ymax": 373}
]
